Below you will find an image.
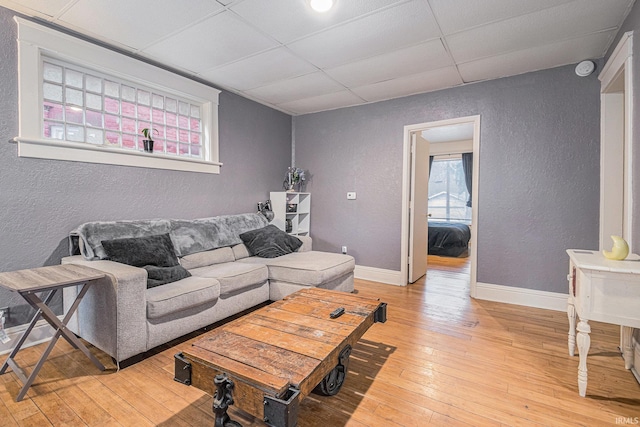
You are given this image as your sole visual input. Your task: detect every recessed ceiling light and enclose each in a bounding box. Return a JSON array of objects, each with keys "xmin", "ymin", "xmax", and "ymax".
[{"xmin": 310, "ymin": 0, "xmax": 334, "ymax": 13}]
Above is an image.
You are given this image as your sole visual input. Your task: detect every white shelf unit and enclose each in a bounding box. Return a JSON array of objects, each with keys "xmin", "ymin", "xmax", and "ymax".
[{"xmin": 270, "ymin": 192, "xmax": 310, "ymax": 236}]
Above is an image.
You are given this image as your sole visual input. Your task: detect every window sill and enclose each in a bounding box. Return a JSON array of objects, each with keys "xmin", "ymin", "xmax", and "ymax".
[{"xmin": 12, "ymin": 137, "xmax": 222, "ymax": 174}]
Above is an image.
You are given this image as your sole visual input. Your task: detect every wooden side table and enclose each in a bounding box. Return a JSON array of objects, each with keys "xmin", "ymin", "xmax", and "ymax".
[
  {"xmin": 566, "ymin": 249, "xmax": 640, "ymax": 397},
  {"xmin": 0, "ymin": 264, "xmax": 106, "ymax": 401}
]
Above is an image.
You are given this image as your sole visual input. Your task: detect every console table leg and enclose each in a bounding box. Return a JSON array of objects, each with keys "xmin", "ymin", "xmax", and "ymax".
[
  {"xmin": 577, "ymin": 319, "xmax": 591, "ymax": 397},
  {"xmin": 621, "ymin": 326, "xmax": 634, "ymax": 370},
  {"xmin": 567, "ymin": 298, "xmax": 576, "ymax": 357}
]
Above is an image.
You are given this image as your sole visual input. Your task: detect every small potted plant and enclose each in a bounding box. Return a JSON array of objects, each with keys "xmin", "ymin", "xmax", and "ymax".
[
  {"xmin": 283, "ymin": 167, "xmax": 306, "ymax": 192},
  {"xmin": 141, "ymin": 128, "xmax": 158, "ymax": 153}
]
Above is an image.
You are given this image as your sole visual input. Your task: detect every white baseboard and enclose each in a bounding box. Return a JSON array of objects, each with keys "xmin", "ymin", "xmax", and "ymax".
[
  {"xmin": 475, "ymin": 282, "xmax": 567, "ymax": 312},
  {"xmin": 0, "ymin": 320, "xmax": 54, "ymax": 355},
  {"xmin": 355, "ymin": 265, "xmax": 404, "ymax": 286}
]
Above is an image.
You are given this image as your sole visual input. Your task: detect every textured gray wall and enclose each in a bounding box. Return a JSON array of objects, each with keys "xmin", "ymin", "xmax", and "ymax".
[
  {"xmin": 606, "ymin": 0, "xmax": 640, "ymax": 252},
  {"xmin": 0, "ymin": 7, "xmax": 291, "ymax": 318},
  {"xmin": 295, "ymin": 64, "xmax": 600, "ymax": 293}
]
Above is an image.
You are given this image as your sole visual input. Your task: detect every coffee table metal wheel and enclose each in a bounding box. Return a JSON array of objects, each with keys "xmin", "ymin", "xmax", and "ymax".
[{"xmin": 313, "ymin": 345, "xmax": 352, "ymax": 396}]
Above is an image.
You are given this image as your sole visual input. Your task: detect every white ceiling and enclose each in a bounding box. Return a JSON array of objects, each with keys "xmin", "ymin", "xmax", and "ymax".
[
  {"xmin": 0, "ymin": 0, "xmax": 634, "ymax": 115},
  {"xmin": 422, "ymin": 122, "xmax": 474, "ymax": 143}
]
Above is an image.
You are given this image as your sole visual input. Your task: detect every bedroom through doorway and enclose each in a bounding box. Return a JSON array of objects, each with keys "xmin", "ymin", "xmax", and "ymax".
[{"xmin": 401, "ymin": 115, "xmax": 480, "ymax": 297}]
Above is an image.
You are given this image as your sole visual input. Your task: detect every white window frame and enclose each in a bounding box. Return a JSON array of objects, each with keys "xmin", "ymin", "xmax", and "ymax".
[{"xmin": 13, "ymin": 17, "xmax": 221, "ymax": 174}]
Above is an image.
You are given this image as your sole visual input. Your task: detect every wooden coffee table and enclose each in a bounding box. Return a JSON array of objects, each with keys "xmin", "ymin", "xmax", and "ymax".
[{"xmin": 174, "ymin": 287, "xmax": 386, "ymax": 427}]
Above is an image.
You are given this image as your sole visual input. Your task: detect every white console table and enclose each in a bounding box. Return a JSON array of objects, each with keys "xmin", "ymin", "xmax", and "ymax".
[{"xmin": 566, "ymin": 249, "xmax": 640, "ymax": 397}]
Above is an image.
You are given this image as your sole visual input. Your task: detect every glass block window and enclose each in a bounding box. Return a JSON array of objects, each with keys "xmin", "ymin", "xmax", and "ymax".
[{"xmin": 42, "ymin": 59, "xmax": 203, "ymax": 159}]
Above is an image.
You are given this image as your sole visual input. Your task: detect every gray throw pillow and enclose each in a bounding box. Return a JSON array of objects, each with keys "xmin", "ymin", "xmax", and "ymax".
[
  {"xmin": 101, "ymin": 233, "xmax": 190, "ymax": 288},
  {"xmin": 101, "ymin": 233, "xmax": 179, "ymax": 267},
  {"xmin": 144, "ymin": 265, "xmax": 191, "ymax": 289},
  {"xmin": 239, "ymin": 225, "xmax": 302, "ymax": 258}
]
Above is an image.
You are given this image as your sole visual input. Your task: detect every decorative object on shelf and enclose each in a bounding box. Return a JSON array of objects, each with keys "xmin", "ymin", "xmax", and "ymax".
[
  {"xmin": 283, "ymin": 166, "xmax": 306, "ymax": 192},
  {"xmin": 602, "ymin": 235, "xmax": 629, "ymax": 260},
  {"xmin": 286, "ymin": 203, "xmax": 297, "ymax": 213},
  {"xmin": 141, "ymin": 127, "xmax": 158, "ymax": 153},
  {"xmin": 257, "ymin": 200, "xmax": 274, "ymax": 222},
  {"xmin": 285, "ymin": 219, "xmax": 293, "ymax": 233}
]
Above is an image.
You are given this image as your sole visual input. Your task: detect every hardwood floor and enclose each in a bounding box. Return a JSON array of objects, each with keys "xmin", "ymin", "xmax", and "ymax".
[{"xmin": 1, "ymin": 256, "xmax": 639, "ymax": 426}]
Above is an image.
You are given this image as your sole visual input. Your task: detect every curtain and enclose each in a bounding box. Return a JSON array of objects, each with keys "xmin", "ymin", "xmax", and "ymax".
[
  {"xmin": 429, "ymin": 156, "xmax": 434, "ymax": 177},
  {"xmin": 461, "ymin": 153, "xmax": 473, "ymax": 207}
]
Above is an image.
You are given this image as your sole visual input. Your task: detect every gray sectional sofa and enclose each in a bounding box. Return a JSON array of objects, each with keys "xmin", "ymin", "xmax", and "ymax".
[{"xmin": 62, "ymin": 213, "xmax": 354, "ymax": 363}]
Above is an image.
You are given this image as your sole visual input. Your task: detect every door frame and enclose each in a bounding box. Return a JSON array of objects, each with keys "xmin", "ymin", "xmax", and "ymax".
[
  {"xmin": 599, "ymin": 31, "xmax": 634, "ymax": 252},
  {"xmin": 400, "ymin": 115, "xmax": 481, "ymax": 297}
]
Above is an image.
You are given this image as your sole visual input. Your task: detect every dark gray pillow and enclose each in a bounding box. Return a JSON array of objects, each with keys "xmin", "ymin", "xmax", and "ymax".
[
  {"xmin": 101, "ymin": 233, "xmax": 179, "ymax": 267},
  {"xmin": 143, "ymin": 265, "xmax": 191, "ymax": 289},
  {"xmin": 239, "ymin": 225, "xmax": 302, "ymax": 258}
]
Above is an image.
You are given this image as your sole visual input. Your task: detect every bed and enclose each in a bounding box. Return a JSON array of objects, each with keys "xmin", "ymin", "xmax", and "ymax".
[{"xmin": 428, "ymin": 221, "xmax": 471, "ymax": 257}]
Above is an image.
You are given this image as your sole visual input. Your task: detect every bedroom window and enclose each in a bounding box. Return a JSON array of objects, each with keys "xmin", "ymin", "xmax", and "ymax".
[
  {"xmin": 428, "ymin": 157, "xmax": 471, "ymax": 223},
  {"xmin": 14, "ymin": 17, "xmax": 221, "ymax": 174}
]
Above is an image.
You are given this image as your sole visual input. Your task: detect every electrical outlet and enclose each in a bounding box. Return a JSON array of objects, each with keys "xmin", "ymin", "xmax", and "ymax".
[{"xmin": 341, "ymin": 246, "xmax": 347, "ymax": 254}]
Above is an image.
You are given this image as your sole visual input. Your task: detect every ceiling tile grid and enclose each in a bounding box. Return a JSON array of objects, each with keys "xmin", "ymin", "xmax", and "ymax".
[{"xmin": 0, "ymin": 0, "xmax": 635, "ymax": 114}]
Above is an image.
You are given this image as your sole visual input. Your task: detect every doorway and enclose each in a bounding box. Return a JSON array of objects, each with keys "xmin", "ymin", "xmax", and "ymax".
[
  {"xmin": 599, "ymin": 31, "xmax": 633, "ymax": 251},
  {"xmin": 400, "ymin": 115, "xmax": 480, "ymax": 297}
]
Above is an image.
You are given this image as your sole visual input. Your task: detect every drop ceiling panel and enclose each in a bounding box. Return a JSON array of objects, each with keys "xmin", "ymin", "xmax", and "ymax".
[
  {"xmin": 277, "ymin": 91, "xmax": 365, "ymax": 115},
  {"xmin": 430, "ymin": 0, "xmax": 574, "ymax": 35},
  {"xmin": 352, "ymin": 66, "xmax": 463, "ymax": 103},
  {"xmin": 245, "ymin": 72, "xmax": 345, "ymax": 105},
  {"xmin": 59, "ymin": 0, "xmax": 224, "ymax": 50},
  {"xmin": 458, "ymin": 31, "xmax": 615, "ymax": 83},
  {"xmin": 0, "ymin": 0, "xmax": 634, "ymax": 115},
  {"xmin": 325, "ymin": 39, "xmax": 453, "ymax": 87},
  {"xmin": 446, "ymin": 0, "xmax": 632, "ymax": 63},
  {"xmin": 230, "ymin": 0, "xmax": 405, "ymax": 43},
  {"xmin": 200, "ymin": 48, "xmax": 317, "ymax": 91},
  {"xmin": 0, "ymin": 0, "xmax": 72, "ymax": 19},
  {"xmin": 288, "ymin": 1, "xmax": 441, "ymax": 69},
  {"xmin": 142, "ymin": 11, "xmax": 277, "ymax": 73}
]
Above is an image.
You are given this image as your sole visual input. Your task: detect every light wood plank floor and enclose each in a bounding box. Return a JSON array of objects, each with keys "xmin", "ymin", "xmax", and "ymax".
[{"xmin": 2, "ymin": 255, "xmax": 639, "ymax": 426}]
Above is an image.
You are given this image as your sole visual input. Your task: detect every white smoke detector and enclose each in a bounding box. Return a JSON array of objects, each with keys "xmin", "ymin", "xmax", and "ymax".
[{"xmin": 575, "ymin": 60, "xmax": 595, "ymax": 77}]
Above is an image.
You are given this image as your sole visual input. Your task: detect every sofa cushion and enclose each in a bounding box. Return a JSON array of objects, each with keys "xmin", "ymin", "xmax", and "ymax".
[
  {"xmin": 101, "ymin": 233, "xmax": 179, "ymax": 267},
  {"xmin": 146, "ymin": 276, "xmax": 220, "ymax": 319},
  {"xmin": 231, "ymin": 243, "xmax": 251, "ymax": 260},
  {"xmin": 179, "ymin": 247, "xmax": 235, "ymax": 270},
  {"xmin": 239, "ymin": 225, "xmax": 302, "ymax": 258},
  {"xmin": 238, "ymin": 251, "xmax": 355, "ymax": 287},
  {"xmin": 189, "ymin": 262, "xmax": 268, "ymax": 296}
]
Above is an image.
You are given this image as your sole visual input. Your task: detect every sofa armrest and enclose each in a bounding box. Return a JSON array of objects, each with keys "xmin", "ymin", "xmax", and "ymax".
[
  {"xmin": 297, "ymin": 235, "xmax": 312, "ymax": 252},
  {"xmin": 62, "ymin": 255, "xmax": 148, "ymax": 362}
]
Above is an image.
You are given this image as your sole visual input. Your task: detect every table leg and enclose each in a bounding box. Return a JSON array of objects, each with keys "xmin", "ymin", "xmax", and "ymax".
[
  {"xmin": 212, "ymin": 374, "xmax": 242, "ymax": 427},
  {"xmin": 22, "ymin": 283, "xmax": 105, "ymax": 371},
  {"xmin": 621, "ymin": 326, "xmax": 634, "ymax": 370},
  {"xmin": 577, "ymin": 319, "xmax": 591, "ymax": 397},
  {"xmin": 567, "ymin": 297, "xmax": 576, "ymax": 357},
  {"xmin": 0, "ymin": 289, "xmax": 56, "ymax": 375}
]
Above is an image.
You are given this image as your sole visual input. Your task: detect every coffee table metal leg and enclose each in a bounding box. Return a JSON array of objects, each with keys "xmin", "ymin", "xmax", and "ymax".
[
  {"xmin": 213, "ymin": 374, "xmax": 242, "ymax": 427},
  {"xmin": 314, "ymin": 345, "xmax": 352, "ymax": 396}
]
